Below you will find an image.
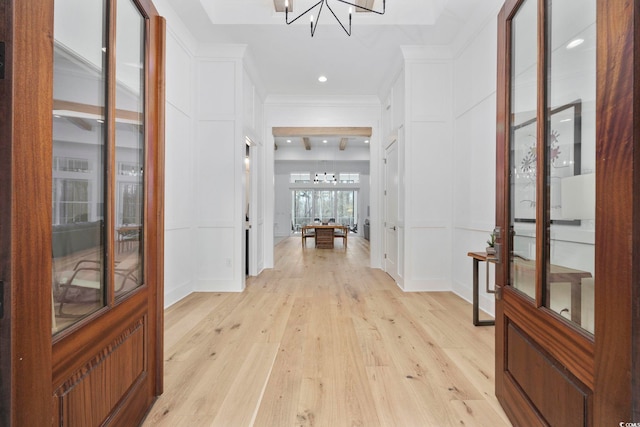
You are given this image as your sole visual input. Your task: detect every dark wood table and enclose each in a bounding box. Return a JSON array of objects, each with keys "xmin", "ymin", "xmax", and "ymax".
[{"xmin": 302, "ymin": 225, "xmax": 348, "ymax": 249}]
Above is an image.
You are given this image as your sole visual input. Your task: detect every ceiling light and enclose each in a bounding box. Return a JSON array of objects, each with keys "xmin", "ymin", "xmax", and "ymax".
[
  {"xmin": 323, "ymin": 140, "xmax": 328, "ymax": 144},
  {"xmin": 566, "ymin": 38, "xmax": 584, "ymax": 49},
  {"xmin": 285, "ymin": 0, "xmax": 386, "ymax": 37},
  {"xmin": 286, "ymin": 139, "xmax": 292, "ymax": 143},
  {"xmin": 318, "ymin": 75, "xmax": 328, "ymax": 83},
  {"xmin": 364, "ymin": 140, "xmax": 370, "ymax": 144}
]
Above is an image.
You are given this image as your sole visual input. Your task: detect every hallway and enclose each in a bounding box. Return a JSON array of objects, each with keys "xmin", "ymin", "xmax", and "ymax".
[{"xmin": 143, "ymin": 236, "xmax": 509, "ymax": 426}]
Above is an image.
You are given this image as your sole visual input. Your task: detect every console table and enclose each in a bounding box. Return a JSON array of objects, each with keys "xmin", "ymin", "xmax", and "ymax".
[
  {"xmin": 467, "ymin": 251, "xmax": 497, "ymax": 326},
  {"xmin": 468, "ymin": 251, "xmax": 593, "ymax": 326}
]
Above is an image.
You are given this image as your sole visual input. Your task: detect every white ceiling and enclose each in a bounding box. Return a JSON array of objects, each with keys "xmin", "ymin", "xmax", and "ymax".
[{"xmin": 167, "ymin": 0, "xmax": 499, "ymax": 97}]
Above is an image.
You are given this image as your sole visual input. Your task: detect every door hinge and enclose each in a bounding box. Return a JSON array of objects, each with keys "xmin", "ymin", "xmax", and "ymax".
[
  {"xmin": 384, "ymin": 190, "xmax": 387, "ymax": 196},
  {"xmin": 384, "ymin": 254, "xmax": 387, "ymax": 259},
  {"xmin": 383, "ymin": 158, "xmax": 387, "ymax": 164}
]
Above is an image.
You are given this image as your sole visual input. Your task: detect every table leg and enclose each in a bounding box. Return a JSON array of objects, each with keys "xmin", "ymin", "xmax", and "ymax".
[{"xmin": 473, "ymin": 258, "xmax": 495, "ymax": 327}]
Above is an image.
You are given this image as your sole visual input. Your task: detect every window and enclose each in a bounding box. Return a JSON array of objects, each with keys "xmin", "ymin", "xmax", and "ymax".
[
  {"xmin": 119, "ymin": 183, "xmax": 143, "ymax": 225},
  {"xmin": 53, "ymin": 179, "xmax": 90, "ymax": 225},
  {"xmin": 339, "ymin": 173, "xmax": 359, "ymax": 183},
  {"xmin": 54, "ymin": 156, "xmax": 91, "ymax": 173},
  {"xmin": 290, "ymin": 172, "xmax": 311, "ymax": 183},
  {"xmin": 292, "ymin": 189, "xmax": 358, "ymax": 229}
]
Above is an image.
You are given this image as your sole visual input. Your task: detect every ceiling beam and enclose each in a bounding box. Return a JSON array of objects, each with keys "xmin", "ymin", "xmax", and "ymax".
[
  {"xmin": 303, "ymin": 137, "xmax": 311, "ymax": 150},
  {"xmin": 273, "ymin": 0, "xmax": 291, "ymax": 13},
  {"xmin": 53, "ymin": 99, "xmax": 141, "ymax": 123},
  {"xmin": 272, "ymin": 126, "xmax": 372, "ymax": 137},
  {"xmin": 339, "ymin": 138, "xmax": 348, "ymax": 151},
  {"xmin": 65, "ymin": 116, "xmax": 93, "ymax": 131}
]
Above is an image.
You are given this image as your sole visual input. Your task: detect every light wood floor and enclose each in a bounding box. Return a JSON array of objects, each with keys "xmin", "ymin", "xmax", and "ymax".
[{"xmin": 143, "ymin": 236, "xmax": 511, "ymax": 426}]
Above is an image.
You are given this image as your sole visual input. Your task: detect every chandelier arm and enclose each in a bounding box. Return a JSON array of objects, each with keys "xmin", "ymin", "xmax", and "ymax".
[
  {"xmin": 336, "ymin": 0, "xmax": 385, "ymax": 15},
  {"xmin": 310, "ymin": 0, "xmax": 325, "ymax": 36},
  {"xmin": 286, "ymin": 0, "xmax": 324, "ymax": 25},
  {"xmin": 326, "ymin": 1, "xmax": 352, "ymax": 36}
]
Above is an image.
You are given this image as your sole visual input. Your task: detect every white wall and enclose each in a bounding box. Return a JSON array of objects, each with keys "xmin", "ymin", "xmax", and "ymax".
[
  {"xmin": 394, "ymin": 47, "xmax": 455, "ymax": 292},
  {"xmin": 153, "ymin": 0, "xmax": 199, "ymax": 306},
  {"xmin": 263, "ymin": 97, "xmax": 382, "ymax": 268},
  {"xmin": 450, "ymin": 13, "xmax": 500, "ymax": 316}
]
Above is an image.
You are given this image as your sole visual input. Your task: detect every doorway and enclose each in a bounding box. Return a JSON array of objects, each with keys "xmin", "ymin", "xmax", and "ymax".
[{"xmin": 384, "ymin": 135, "xmax": 400, "ymax": 285}]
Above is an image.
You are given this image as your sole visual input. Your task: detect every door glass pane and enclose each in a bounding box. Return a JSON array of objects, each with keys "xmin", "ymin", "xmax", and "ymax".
[
  {"xmin": 545, "ymin": 0, "xmax": 596, "ymax": 333},
  {"xmin": 114, "ymin": 0, "xmax": 145, "ymax": 297},
  {"xmin": 337, "ymin": 190, "xmax": 357, "ymax": 227},
  {"xmin": 52, "ymin": 0, "xmax": 107, "ymax": 333},
  {"xmin": 313, "ymin": 191, "xmax": 335, "ymax": 223},
  {"xmin": 293, "ymin": 190, "xmax": 313, "ymax": 230},
  {"xmin": 509, "ymin": 0, "xmax": 538, "ymax": 300}
]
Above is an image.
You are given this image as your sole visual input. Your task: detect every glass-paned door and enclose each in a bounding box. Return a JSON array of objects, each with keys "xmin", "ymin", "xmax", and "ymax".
[
  {"xmin": 293, "ymin": 190, "xmax": 313, "ymax": 230},
  {"xmin": 337, "ymin": 190, "xmax": 357, "ymax": 227},
  {"xmin": 496, "ymin": 0, "xmax": 597, "ymax": 424},
  {"xmin": 292, "ymin": 189, "xmax": 358, "ymax": 228},
  {"xmin": 314, "ymin": 190, "xmax": 335, "ymax": 221}
]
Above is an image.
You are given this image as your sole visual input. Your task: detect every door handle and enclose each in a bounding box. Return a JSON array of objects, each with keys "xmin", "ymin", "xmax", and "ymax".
[{"xmin": 392, "ymin": 226, "xmax": 397, "ymax": 231}]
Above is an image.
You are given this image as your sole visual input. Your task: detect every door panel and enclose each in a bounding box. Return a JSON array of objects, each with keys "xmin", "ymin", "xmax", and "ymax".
[
  {"xmin": 50, "ymin": 0, "xmax": 164, "ymax": 423},
  {"xmin": 495, "ymin": 0, "xmax": 598, "ymax": 424},
  {"xmin": 1, "ymin": 0, "xmax": 164, "ymax": 424}
]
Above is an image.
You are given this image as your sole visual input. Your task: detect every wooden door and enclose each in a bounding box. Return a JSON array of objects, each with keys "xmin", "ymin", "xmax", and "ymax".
[
  {"xmin": 495, "ymin": 0, "xmax": 639, "ymax": 424},
  {"xmin": 0, "ymin": 0, "xmax": 165, "ymax": 425}
]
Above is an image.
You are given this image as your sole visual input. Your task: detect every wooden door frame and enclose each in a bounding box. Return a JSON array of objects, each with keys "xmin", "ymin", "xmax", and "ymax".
[
  {"xmin": 594, "ymin": 0, "xmax": 639, "ymax": 422},
  {"xmin": 495, "ymin": 0, "xmax": 639, "ymax": 423},
  {"xmin": 0, "ymin": 0, "xmax": 165, "ymax": 424},
  {"xmin": 0, "ymin": 0, "xmax": 54, "ymax": 425}
]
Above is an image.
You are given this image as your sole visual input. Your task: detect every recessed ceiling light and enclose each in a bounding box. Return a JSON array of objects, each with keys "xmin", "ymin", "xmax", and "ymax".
[
  {"xmin": 323, "ymin": 140, "xmax": 328, "ymax": 144},
  {"xmin": 566, "ymin": 38, "xmax": 584, "ymax": 49},
  {"xmin": 364, "ymin": 140, "xmax": 370, "ymax": 144},
  {"xmin": 318, "ymin": 75, "xmax": 328, "ymax": 83},
  {"xmin": 286, "ymin": 139, "xmax": 292, "ymax": 143}
]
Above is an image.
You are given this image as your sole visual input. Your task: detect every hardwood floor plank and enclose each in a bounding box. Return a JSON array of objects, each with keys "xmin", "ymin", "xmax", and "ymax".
[
  {"xmin": 211, "ymin": 343, "xmax": 280, "ymax": 427},
  {"xmin": 143, "ymin": 236, "xmax": 510, "ymax": 426}
]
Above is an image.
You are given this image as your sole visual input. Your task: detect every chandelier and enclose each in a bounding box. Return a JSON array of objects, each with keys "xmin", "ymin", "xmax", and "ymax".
[{"xmin": 285, "ymin": 0, "xmax": 386, "ymax": 37}]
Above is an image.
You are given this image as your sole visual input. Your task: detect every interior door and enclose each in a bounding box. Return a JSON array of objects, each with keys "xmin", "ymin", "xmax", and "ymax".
[
  {"xmin": 51, "ymin": 0, "xmax": 165, "ymax": 424},
  {"xmin": 0, "ymin": 0, "xmax": 165, "ymax": 424},
  {"xmin": 494, "ymin": 0, "xmax": 598, "ymax": 424},
  {"xmin": 384, "ymin": 137, "xmax": 400, "ymax": 284}
]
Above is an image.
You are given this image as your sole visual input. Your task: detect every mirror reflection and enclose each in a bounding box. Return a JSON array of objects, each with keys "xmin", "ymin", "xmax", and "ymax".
[
  {"xmin": 52, "ymin": 0, "xmax": 147, "ymax": 333},
  {"xmin": 52, "ymin": 0, "xmax": 107, "ymax": 333}
]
